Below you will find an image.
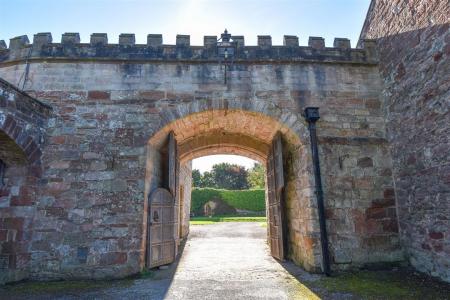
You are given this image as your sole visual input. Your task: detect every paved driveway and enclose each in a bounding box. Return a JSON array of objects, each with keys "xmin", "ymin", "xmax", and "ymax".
[
  {"xmin": 0, "ymin": 223, "xmax": 319, "ymax": 300},
  {"xmin": 164, "ymin": 222, "xmax": 316, "ymax": 299}
]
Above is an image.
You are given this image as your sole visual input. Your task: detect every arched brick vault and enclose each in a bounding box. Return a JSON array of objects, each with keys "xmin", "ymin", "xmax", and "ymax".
[
  {"xmin": 178, "ymin": 132, "xmax": 268, "ymax": 164},
  {"xmin": 0, "ymin": 130, "xmax": 28, "ymax": 165},
  {"xmin": 144, "ymin": 99, "xmax": 324, "ymax": 272},
  {"xmin": 0, "ymin": 118, "xmax": 42, "ymax": 166},
  {"xmin": 0, "ymin": 78, "xmax": 52, "ymax": 168}
]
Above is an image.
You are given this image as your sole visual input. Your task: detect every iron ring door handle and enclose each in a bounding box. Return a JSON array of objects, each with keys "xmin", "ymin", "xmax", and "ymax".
[{"xmin": 153, "ymin": 210, "xmax": 160, "ymax": 222}]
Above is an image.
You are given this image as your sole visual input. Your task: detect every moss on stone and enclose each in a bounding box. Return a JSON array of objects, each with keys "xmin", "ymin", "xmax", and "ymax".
[
  {"xmin": 312, "ymin": 270, "xmax": 450, "ymax": 299},
  {"xmin": 2, "ymin": 278, "xmax": 134, "ymax": 294}
]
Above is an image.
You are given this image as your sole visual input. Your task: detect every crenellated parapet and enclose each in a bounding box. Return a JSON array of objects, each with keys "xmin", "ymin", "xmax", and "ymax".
[{"xmin": 0, "ymin": 32, "xmax": 378, "ymax": 64}]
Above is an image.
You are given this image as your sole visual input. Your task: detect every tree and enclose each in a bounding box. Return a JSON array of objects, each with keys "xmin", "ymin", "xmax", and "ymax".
[
  {"xmin": 192, "ymin": 169, "xmax": 202, "ymax": 187},
  {"xmin": 247, "ymin": 163, "xmax": 265, "ymax": 189},
  {"xmin": 211, "ymin": 163, "xmax": 249, "ymax": 190},
  {"xmin": 200, "ymin": 171, "xmax": 215, "ymax": 188}
]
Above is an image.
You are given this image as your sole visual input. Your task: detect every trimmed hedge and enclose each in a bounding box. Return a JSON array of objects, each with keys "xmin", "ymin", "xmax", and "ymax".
[{"xmin": 191, "ymin": 188, "xmax": 265, "ymax": 214}]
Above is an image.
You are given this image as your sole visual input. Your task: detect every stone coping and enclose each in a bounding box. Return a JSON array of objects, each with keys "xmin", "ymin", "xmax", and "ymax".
[
  {"xmin": 0, "ymin": 33, "xmax": 378, "ymax": 64},
  {"xmin": 0, "ymin": 77, "xmax": 52, "ymax": 111}
]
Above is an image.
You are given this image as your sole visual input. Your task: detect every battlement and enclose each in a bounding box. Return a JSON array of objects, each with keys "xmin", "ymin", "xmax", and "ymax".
[{"xmin": 0, "ymin": 32, "xmax": 378, "ymax": 64}]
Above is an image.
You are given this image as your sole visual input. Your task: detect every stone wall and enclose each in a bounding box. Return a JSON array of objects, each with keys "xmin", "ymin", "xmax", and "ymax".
[
  {"xmin": 0, "ymin": 79, "xmax": 51, "ymax": 283},
  {"xmin": 360, "ymin": 0, "xmax": 449, "ymax": 282},
  {"xmin": 0, "ymin": 32, "xmax": 402, "ymax": 281},
  {"xmin": 320, "ymin": 137, "xmax": 401, "ymax": 267}
]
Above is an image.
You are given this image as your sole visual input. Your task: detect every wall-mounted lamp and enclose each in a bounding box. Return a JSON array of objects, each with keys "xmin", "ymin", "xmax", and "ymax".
[{"xmin": 217, "ymin": 29, "xmax": 236, "ymax": 84}]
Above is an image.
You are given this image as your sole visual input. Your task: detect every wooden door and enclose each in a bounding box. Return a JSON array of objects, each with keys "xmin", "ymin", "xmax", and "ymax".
[
  {"xmin": 147, "ymin": 188, "xmax": 176, "ymax": 268},
  {"xmin": 267, "ymin": 132, "xmax": 285, "ymax": 260},
  {"xmin": 147, "ymin": 131, "xmax": 179, "ymax": 268}
]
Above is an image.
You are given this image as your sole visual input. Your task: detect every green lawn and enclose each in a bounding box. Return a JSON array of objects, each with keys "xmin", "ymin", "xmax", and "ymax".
[{"xmin": 190, "ymin": 215, "xmax": 267, "ymax": 225}]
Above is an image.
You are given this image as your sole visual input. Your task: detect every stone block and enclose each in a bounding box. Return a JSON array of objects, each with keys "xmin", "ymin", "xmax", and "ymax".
[
  {"xmin": 90, "ymin": 33, "xmax": 108, "ymax": 46},
  {"xmin": 84, "ymin": 171, "xmax": 115, "ymax": 181},
  {"xmin": 357, "ymin": 157, "xmax": 373, "ymax": 168},
  {"xmin": 283, "ymin": 35, "xmax": 299, "ymax": 47},
  {"xmin": 366, "ymin": 207, "xmax": 386, "ymax": 219},
  {"xmin": 88, "ymin": 91, "xmax": 110, "ymax": 100},
  {"xmin": 99, "ymin": 252, "xmax": 127, "ymax": 265},
  {"xmin": 119, "ymin": 34, "xmax": 135, "ymax": 46},
  {"xmin": 204, "ymin": 36, "xmax": 217, "ymax": 47},
  {"xmin": 257, "ymin": 35, "xmax": 272, "ymax": 48},
  {"xmin": 33, "ymin": 33, "xmax": 52, "ymax": 48},
  {"xmin": 334, "ymin": 249, "xmax": 352, "ymax": 263},
  {"xmin": 9, "ymin": 35, "xmax": 29, "ymax": 50},
  {"xmin": 333, "ymin": 38, "xmax": 350, "ymax": 49},
  {"xmin": 308, "ymin": 36, "xmax": 325, "ymax": 50},
  {"xmin": 0, "ymin": 40, "xmax": 6, "ymax": 49},
  {"xmin": 176, "ymin": 35, "xmax": 190, "ymax": 46},
  {"xmin": 147, "ymin": 34, "xmax": 162, "ymax": 47},
  {"xmin": 429, "ymin": 232, "xmax": 443, "ymax": 240},
  {"xmin": 383, "ymin": 188, "xmax": 395, "ymax": 199},
  {"xmin": 61, "ymin": 33, "xmax": 80, "ymax": 44},
  {"xmin": 359, "ymin": 39, "xmax": 378, "ymax": 61}
]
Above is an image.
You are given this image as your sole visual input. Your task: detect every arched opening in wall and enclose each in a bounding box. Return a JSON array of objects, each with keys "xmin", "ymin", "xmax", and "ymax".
[
  {"xmin": 0, "ymin": 130, "xmax": 32, "ymax": 283},
  {"xmin": 189, "ymin": 154, "xmax": 265, "ymax": 223},
  {"xmin": 143, "ymin": 107, "xmax": 323, "ymax": 274}
]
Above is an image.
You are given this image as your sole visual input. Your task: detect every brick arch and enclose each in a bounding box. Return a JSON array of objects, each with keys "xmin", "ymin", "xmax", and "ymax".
[
  {"xmin": 144, "ymin": 101, "xmax": 324, "ymax": 273},
  {"xmin": 0, "ymin": 130, "xmax": 28, "ymax": 165},
  {"xmin": 178, "ymin": 132, "xmax": 269, "ymax": 164},
  {"xmin": 149, "ymin": 98, "xmax": 310, "ymax": 148},
  {"xmin": 0, "ymin": 114, "xmax": 42, "ymax": 166},
  {"xmin": 181, "ymin": 145, "xmax": 265, "ymax": 164}
]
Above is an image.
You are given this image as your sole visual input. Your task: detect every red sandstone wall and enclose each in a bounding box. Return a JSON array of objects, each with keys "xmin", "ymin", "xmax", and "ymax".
[
  {"xmin": 0, "ymin": 51, "xmax": 402, "ymax": 280},
  {"xmin": 0, "ymin": 80, "xmax": 51, "ymax": 283},
  {"xmin": 360, "ymin": 0, "xmax": 450, "ymax": 282}
]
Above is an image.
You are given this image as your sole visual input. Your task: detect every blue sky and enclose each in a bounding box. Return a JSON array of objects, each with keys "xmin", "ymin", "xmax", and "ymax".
[
  {"xmin": 0, "ymin": 0, "xmax": 371, "ymax": 172},
  {"xmin": 1, "ymin": 0, "xmax": 370, "ymax": 47}
]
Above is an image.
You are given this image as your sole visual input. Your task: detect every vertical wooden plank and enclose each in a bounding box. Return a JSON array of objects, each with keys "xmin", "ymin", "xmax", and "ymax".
[
  {"xmin": 267, "ymin": 132, "xmax": 285, "ymax": 261},
  {"xmin": 147, "ymin": 188, "xmax": 177, "ymax": 268},
  {"xmin": 273, "ymin": 132, "xmax": 284, "ymax": 190},
  {"xmin": 168, "ymin": 131, "xmax": 179, "ymax": 257},
  {"xmin": 168, "ymin": 131, "xmax": 177, "ymax": 198},
  {"xmin": 179, "ymin": 185, "xmax": 184, "ymax": 239}
]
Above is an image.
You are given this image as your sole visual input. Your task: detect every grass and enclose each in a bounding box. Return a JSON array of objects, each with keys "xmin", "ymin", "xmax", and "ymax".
[
  {"xmin": 139, "ymin": 269, "xmax": 155, "ymax": 279},
  {"xmin": 309, "ymin": 270, "xmax": 450, "ymax": 299},
  {"xmin": 190, "ymin": 215, "xmax": 267, "ymax": 225},
  {"xmin": 316, "ymin": 272, "xmax": 408, "ymax": 298}
]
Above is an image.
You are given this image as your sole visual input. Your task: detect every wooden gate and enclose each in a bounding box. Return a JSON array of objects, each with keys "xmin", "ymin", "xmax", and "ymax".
[
  {"xmin": 147, "ymin": 131, "xmax": 179, "ymax": 268},
  {"xmin": 147, "ymin": 188, "xmax": 176, "ymax": 267},
  {"xmin": 266, "ymin": 132, "xmax": 286, "ymax": 260}
]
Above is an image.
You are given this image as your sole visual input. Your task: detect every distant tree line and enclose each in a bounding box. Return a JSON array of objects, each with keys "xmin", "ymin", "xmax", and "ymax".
[{"xmin": 192, "ymin": 162, "xmax": 265, "ymax": 190}]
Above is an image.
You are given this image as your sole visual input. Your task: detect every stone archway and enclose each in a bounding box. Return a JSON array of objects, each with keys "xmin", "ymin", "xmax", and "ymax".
[
  {"xmin": 0, "ymin": 78, "xmax": 51, "ymax": 284},
  {"xmin": 144, "ymin": 100, "xmax": 323, "ymax": 272}
]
